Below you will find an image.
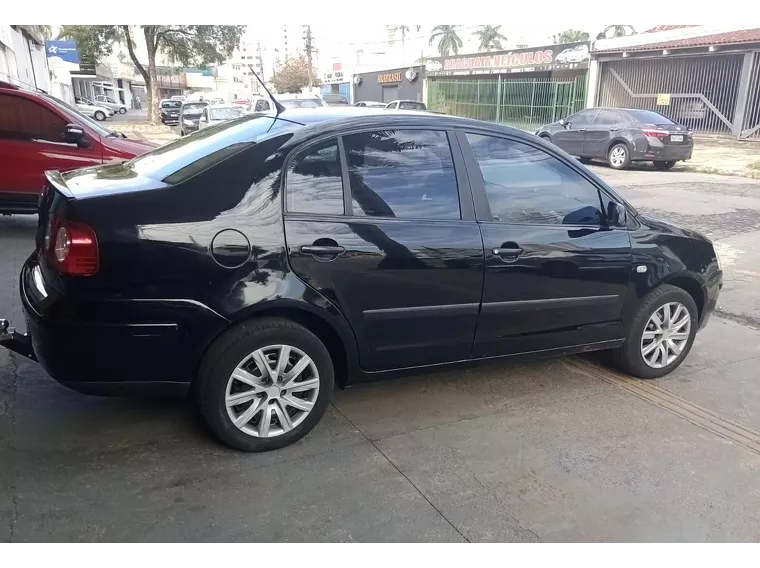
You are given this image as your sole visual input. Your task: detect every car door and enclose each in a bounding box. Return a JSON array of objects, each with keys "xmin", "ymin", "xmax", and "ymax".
[
  {"xmin": 459, "ymin": 131, "xmax": 632, "ymax": 358},
  {"xmin": 284, "ymin": 129, "xmax": 484, "ymax": 372},
  {"xmin": 0, "ymin": 93, "xmax": 103, "ymax": 201},
  {"xmin": 552, "ymin": 109, "xmax": 597, "ymax": 156},
  {"xmin": 583, "ymin": 109, "xmax": 624, "ymax": 159}
]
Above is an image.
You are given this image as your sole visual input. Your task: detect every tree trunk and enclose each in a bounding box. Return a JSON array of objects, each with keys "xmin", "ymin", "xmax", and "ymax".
[{"xmin": 147, "ymin": 51, "xmax": 159, "ymax": 124}]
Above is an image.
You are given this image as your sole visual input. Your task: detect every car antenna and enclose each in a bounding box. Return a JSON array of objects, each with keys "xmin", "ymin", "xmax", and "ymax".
[{"xmin": 251, "ymin": 69, "xmax": 285, "ymax": 115}]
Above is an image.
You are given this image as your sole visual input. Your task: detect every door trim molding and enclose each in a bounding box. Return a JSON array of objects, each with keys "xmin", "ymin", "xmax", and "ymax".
[
  {"xmin": 482, "ymin": 295, "xmax": 619, "ymax": 314},
  {"xmin": 363, "ymin": 303, "xmax": 480, "ymax": 320}
]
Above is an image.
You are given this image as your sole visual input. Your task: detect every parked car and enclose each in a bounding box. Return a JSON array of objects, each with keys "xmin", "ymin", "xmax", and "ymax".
[
  {"xmin": 93, "ymin": 94, "xmax": 128, "ymax": 114},
  {"xmin": 385, "ymin": 100, "xmax": 427, "ymax": 111},
  {"xmin": 536, "ymin": 107, "xmax": 694, "ymax": 171},
  {"xmin": 354, "ymin": 101, "xmax": 387, "ymax": 108},
  {"xmin": 159, "ymin": 99, "xmax": 183, "ymax": 125},
  {"xmin": 0, "ymin": 107, "xmax": 722, "ymax": 452},
  {"xmin": 75, "ymin": 96, "xmax": 114, "ymax": 121},
  {"xmin": 322, "ymin": 94, "xmax": 350, "ymax": 106},
  {"xmin": 277, "ymin": 93, "xmax": 328, "ymax": 110},
  {"xmin": 178, "ymin": 101, "xmax": 209, "ymax": 136},
  {"xmin": 0, "ymin": 81, "xmax": 155, "ymax": 214},
  {"xmin": 197, "ymin": 104, "xmax": 246, "ymax": 129}
]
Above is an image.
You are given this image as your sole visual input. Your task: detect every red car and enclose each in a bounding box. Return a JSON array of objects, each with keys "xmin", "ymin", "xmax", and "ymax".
[{"xmin": 0, "ymin": 81, "xmax": 155, "ymax": 214}]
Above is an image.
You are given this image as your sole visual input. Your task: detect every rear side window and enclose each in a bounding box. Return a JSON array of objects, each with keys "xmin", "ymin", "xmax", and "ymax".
[
  {"xmin": 627, "ymin": 109, "xmax": 674, "ymax": 124},
  {"xmin": 0, "ymin": 94, "xmax": 67, "ymax": 143},
  {"xmin": 342, "ymin": 130, "xmax": 460, "ymax": 219},
  {"xmin": 466, "ymin": 133, "xmax": 604, "ymax": 226},
  {"xmin": 286, "ymin": 138, "xmax": 345, "ymax": 215}
]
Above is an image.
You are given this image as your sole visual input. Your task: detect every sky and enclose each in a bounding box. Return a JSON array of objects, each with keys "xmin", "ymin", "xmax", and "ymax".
[{"xmin": 243, "ymin": 23, "xmax": 658, "ymax": 71}]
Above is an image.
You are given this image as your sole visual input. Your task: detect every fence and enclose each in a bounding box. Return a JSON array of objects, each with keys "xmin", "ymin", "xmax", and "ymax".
[
  {"xmin": 427, "ymin": 74, "xmax": 588, "ymax": 132},
  {"xmin": 742, "ymin": 52, "xmax": 760, "ymax": 139}
]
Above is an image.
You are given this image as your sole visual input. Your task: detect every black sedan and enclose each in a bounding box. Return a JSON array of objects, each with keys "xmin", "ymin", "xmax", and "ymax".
[
  {"xmin": 536, "ymin": 107, "xmax": 694, "ymax": 171},
  {"xmin": 0, "ymin": 108, "xmax": 721, "ymax": 452}
]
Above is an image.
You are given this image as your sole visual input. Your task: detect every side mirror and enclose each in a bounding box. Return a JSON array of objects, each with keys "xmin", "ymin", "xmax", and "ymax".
[
  {"xmin": 559, "ymin": 119, "xmax": 566, "ymax": 127},
  {"xmin": 606, "ymin": 201, "xmax": 626, "ymax": 227},
  {"xmin": 64, "ymin": 124, "xmax": 86, "ymax": 146}
]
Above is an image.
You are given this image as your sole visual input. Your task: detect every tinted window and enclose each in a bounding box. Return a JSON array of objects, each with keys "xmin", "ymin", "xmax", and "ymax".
[
  {"xmin": 593, "ymin": 109, "xmax": 623, "ymax": 126},
  {"xmin": 0, "ymin": 94, "xmax": 67, "ymax": 143},
  {"xmin": 566, "ymin": 110, "xmax": 596, "ymax": 127},
  {"xmin": 254, "ymin": 99, "xmax": 271, "ymax": 112},
  {"xmin": 627, "ymin": 109, "xmax": 674, "ymax": 124},
  {"xmin": 162, "ymin": 100, "xmax": 182, "ymax": 109},
  {"xmin": 43, "ymin": 93, "xmax": 112, "ymax": 137},
  {"xmin": 286, "ymin": 138, "xmax": 344, "ymax": 215},
  {"xmin": 466, "ymin": 134, "xmax": 604, "ymax": 225},
  {"xmin": 182, "ymin": 103, "xmax": 207, "ymax": 116},
  {"xmin": 209, "ymin": 107, "xmax": 244, "ymax": 121},
  {"xmin": 399, "ymin": 101, "xmax": 426, "ymax": 110},
  {"xmin": 343, "ymin": 130, "xmax": 460, "ymax": 219}
]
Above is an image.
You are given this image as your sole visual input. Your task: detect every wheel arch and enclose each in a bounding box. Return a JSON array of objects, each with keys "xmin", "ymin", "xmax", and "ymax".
[
  {"xmin": 661, "ymin": 273, "xmax": 706, "ymax": 320},
  {"xmin": 198, "ymin": 299, "xmax": 357, "ymax": 389},
  {"xmin": 607, "ymin": 137, "xmax": 632, "ymax": 157}
]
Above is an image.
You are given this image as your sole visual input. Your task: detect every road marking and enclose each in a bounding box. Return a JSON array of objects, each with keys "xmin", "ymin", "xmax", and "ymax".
[{"xmin": 564, "ymin": 357, "xmax": 760, "ymax": 456}]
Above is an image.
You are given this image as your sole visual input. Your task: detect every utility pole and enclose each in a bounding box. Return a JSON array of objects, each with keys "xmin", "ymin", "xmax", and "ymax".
[{"xmin": 305, "ymin": 25, "xmax": 314, "ymax": 91}]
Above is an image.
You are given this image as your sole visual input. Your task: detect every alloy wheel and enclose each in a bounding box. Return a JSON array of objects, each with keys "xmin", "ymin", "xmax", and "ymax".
[
  {"xmin": 610, "ymin": 146, "xmax": 627, "ymax": 168},
  {"xmin": 640, "ymin": 302, "xmax": 691, "ymax": 369},
  {"xmin": 225, "ymin": 345, "xmax": 320, "ymax": 438}
]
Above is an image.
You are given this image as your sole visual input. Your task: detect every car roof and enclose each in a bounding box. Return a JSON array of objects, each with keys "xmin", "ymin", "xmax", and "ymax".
[
  {"xmin": 388, "ymin": 100, "xmax": 425, "ymax": 104},
  {"xmin": 277, "ymin": 93, "xmax": 321, "ymax": 100}
]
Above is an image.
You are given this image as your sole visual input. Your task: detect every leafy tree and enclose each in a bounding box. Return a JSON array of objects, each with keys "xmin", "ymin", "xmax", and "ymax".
[
  {"xmin": 553, "ymin": 29, "xmax": 590, "ymax": 43},
  {"xmin": 271, "ymin": 56, "xmax": 321, "ymax": 94},
  {"xmin": 429, "ymin": 25, "xmax": 463, "ymax": 57},
  {"xmin": 597, "ymin": 25, "xmax": 637, "ymax": 40},
  {"xmin": 385, "ymin": 24, "xmax": 422, "ymax": 49},
  {"xmin": 58, "ymin": 25, "xmax": 244, "ymax": 123},
  {"xmin": 473, "ymin": 25, "xmax": 507, "ymax": 52}
]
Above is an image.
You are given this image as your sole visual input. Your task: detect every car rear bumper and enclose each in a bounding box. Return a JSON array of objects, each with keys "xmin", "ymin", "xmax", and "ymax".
[
  {"xmin": 635, "ymin": 142, "xmax": 693, "ymax": 162},
  {"xmin": 15, "ymin": 255, "xmax": 229, "ymax": 396}
]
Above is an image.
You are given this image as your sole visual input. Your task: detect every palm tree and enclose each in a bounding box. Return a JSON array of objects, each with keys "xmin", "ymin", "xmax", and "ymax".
[
  {"xmin": 473, "ymin": 25, "xmax": 507, "ymax": 52},
  {"xmin": 385, "ymin": 24, "xmax": 422, "ymax": 49},
  {"xmin": 429, "ymin": 25, "xmax": 463, "ymax": 57},
  {"xmin": 597, "ymin": 25, "xmax": 636, "ymax": 40},
  {"xmin": 553, "ymin": 29, "xmax": 590, "ymax": 43}
]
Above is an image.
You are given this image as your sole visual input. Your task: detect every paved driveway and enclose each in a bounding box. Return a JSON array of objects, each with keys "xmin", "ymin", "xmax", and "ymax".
[{"xmin": 2, "ymin": 167, "xmax": 760, "ymax": 542}]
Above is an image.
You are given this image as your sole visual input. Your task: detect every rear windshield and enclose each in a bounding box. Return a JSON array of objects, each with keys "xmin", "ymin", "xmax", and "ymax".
[
  {"xmin": 399, "ymin": 101, "xmax": 426, "ymax": 110},
  {"xmin": 182, "ymin": 103, "xmax": 207, "ymax": 115},
  {"xmin": 125, "ymin": 115, "xmax": 297, "ymax": 184},
  {"xmin": 209, "ymin": 107, "xmax": 245, "ymax": 121},
  {"xmin": 280, "ymin": 98, "xmax": 325, "ymax": 109},
  {"xmin": 161, "ymin": 100, "xmax": 182, "ymax": 109},
  {"xmin": 627, "ymin": 109, "xmax": 675, "ymax": 124}
]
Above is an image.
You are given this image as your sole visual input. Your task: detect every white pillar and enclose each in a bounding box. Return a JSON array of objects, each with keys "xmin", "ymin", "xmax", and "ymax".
[{"xmin": 586, "ymin": 58, "xmax": 600, "ymax": 109}]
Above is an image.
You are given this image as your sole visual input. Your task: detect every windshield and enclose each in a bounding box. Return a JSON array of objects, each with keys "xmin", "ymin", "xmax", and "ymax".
[
  {"xmin": 125, "ymin": 115, "xmax": 294, "ymax": 183},
  {"xmin": 209, "ymin": 107, "xmax": 245, "ymax": 121},
  {"xmin": 44, "ymin": 93, "xmax": 113, "ymax": 138},
  {"xmin": 399, "ymin": 101, "xmax": 426, "ymax": 110},
  {"xmin": 182, "ymin": 103, "xmax": 207, "ymax": 116},
  {"xmin": 627, "ymin": 109, "xmax": 675, "ymax": 124},
  {"xmin": 280, "ymin": 98, "xmax": 326, "ymax": 109},
  {"xmin": 162, "ymin": 100, "xmax": 182, "ymax": 109}
]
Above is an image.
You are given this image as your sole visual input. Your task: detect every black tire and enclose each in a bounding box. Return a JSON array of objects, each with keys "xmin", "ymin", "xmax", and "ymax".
[
  {"xmin": 654, "ymin": 160, "xmax": 676, "ymax": 171},
  {"xmin": 94, "ymin": 110, "xmax": 106, "ymax": 121},
  {"xmin": 611, "ymin": 284, "xmax": 699, "ymax": 379},
  {"xmin": 578, "ymin": 157, "xmax": 593, "ymax": 165},
  {"xmin": 196, "ymin": 317, "xmax": 334, "ymax": 452},
  {"xmin": 607, "ymin": 142, "xmax": 631, "ymax": 170},
  {"xmin": 119, "ymin": 107, "xmax": 127, "ymax": 114}
]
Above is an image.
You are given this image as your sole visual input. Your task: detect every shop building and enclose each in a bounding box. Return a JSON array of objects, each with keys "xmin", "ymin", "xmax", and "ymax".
[
  {"xmin": 353, "ymin": 65, "xmax": 425, "ymax": 105},
  {"xmin": 590, "ymin": 26, "xmax": 760, "ymax": 139},
  {"xmin": 425, "ymin": 42, "xmax": 590, "ymax": 131}
]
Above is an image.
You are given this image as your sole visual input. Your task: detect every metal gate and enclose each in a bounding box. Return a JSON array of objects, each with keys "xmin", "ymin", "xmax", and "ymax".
[
  {"xmin": 741, "ymin": 52, "xmax": 760, "ymax": 139},
  {"xmin": 597, "ymin": 54, "xmax": 746, "ymax": 136},
  {"xmin": 427, "ymin": 74, "xmax": 587, "ymax": 132}
]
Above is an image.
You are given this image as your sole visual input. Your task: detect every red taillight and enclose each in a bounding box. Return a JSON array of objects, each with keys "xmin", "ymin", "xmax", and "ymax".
[
  {"xmin": 642, "ymin": 129, "xmax": 670, "ymax": 139},
  {"xmin": 48, "ymin": 217, "xmax": 99, "ymax": 275}
]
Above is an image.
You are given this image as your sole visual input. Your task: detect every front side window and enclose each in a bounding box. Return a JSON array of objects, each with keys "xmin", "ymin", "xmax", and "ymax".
[
  {"xmin": 0, "ymin": 94, "xmax": 67, "ymax": 143},
  {"xmin": 343, "ymin": 130, "xmax": 460, "ymax": 220},
  {"xmin": 286, "ymin": 138, "xmax": 345, "ymax": 215},
  {"xmin": 466, "ymin": 133, "xmax": 604, "ymax": 226},
  {"xmin": 566, "ymin": 110, "xmax": 595, "ymax": 128}
]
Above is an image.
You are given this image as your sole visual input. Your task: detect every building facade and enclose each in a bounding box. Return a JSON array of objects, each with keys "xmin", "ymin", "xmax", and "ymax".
[
  {"xmin": 424, "ymin": 42, "xmax": 590, "ymax": 132},
  {"xmin": 353, "ymin": 65, "xmax": 425, "ymax": 104},
  {"xmin": 0, "ymin": 26, "xmax": 49, "ymax": 92},
  {"xmin": 590, "ymin": 26, "xmax": 760, "ymax": 139}
]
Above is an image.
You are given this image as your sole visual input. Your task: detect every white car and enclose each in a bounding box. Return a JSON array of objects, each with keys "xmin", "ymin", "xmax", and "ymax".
[
  {"xmin": 197, "ymin": 104, "xmax": 247, "ymax": 130},
  {"xmin": 555, "ymin": 44, "xmax": 591, "ymax": 63},
  {"xmin": 75, "ymin": 97, "xmax": 114, "ymax": 121},
  {"xmin": 93, "ymin": 94, "xmax": 128, "ymax": 114},
  {"xmin": 425, "ymin": 60, "xmax": 443, "ymax": 72}
]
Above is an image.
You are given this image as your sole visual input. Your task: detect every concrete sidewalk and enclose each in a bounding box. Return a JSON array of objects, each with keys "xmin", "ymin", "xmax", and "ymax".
[{"xmin": 682, "ymin": 137, "xmax": 760, "ymax": 179}]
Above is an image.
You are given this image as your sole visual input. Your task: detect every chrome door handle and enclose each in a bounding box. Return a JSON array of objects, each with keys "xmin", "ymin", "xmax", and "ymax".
[
  {"xmin": 493, "ymin": 247, "xmax": 524, "ymax": 258},
  {"xmin": 300, "ymin": 245, "xmax": 346, "ymax": 255}
]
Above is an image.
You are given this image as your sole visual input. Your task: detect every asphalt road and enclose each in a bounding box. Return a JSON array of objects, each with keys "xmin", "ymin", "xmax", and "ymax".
[{"xmin": 3, "ymin": 166, "xmax": 760, "ymax": 542}]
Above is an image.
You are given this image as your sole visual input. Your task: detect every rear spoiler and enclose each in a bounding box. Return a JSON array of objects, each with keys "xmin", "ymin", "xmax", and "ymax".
[{"xmin": 44, "ymin": 170, "xmax": 75, "ymax": 199}]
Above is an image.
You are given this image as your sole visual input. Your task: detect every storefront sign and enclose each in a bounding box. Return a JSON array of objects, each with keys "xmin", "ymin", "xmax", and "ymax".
[
  {"xmin": 426, "ymin": 42, "xmax": 590, "ymax": 76},
  {"xmin": 378, "ymin": 72, "xmax": 402, "ymax": 84},
  {"xmin": 45, "ymin": 40, "xmax": 80, "ymax": 65},
  {"xmin": 657, "ymin": 93, "xmax": 672, "ymax": 106}
]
